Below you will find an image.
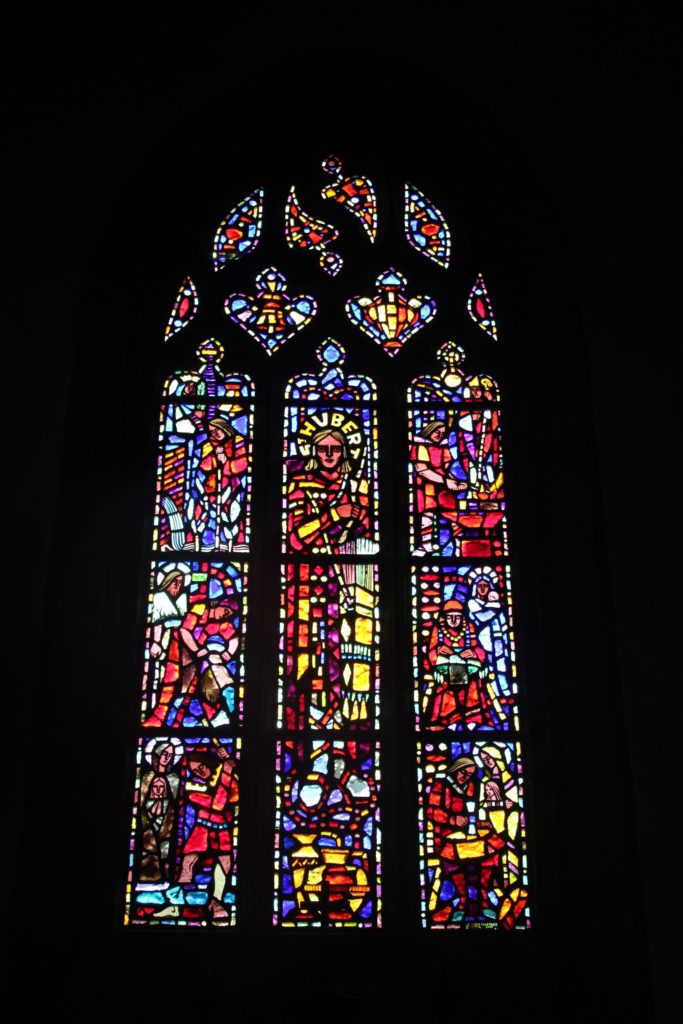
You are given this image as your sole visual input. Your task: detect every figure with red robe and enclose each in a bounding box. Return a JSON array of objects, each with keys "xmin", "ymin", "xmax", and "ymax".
[
  {"xmin": 145, "ymin": 578, "xmax": 238, "ymax": 728},
  {"xmin": 410, "ymin": 418, "xmax": 466, "ymax": 555},
  {"xmin": 188, "ymin": 416, "xmax": 248, "ymax": 551},
  {"xmin": 425, "ymin": 756, "xmax": 505, "ymax": 924},
  {"xmin": 287, "ymin": 428, "xmax": 368, "ymax": 553},
  {"xmin": 175, "ymin": 746, "xmax": 239, "ymax": 920},
  {"xmin": 424, "ymin": 599, "xmax": 488, "ymax": 728}
]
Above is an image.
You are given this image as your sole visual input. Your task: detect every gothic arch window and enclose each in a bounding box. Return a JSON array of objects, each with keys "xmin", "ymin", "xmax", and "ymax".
[{"xmin": 123, "ymin": 150, "xmax": 531, "ymax": 932}]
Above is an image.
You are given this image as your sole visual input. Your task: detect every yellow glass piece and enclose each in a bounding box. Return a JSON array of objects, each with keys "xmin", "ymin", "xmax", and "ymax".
[
  {"xmin": 355, "ymin": 616, "xmax": 373, "ymax": 644},
  {"xmin": 456, "ymin": 839, "xmax": 485, "ymax": 859},
  {"xmin": 297, "ymin": 653, "xmax": 309, "ymax": 679},
  {"xmin": 508, "ymin": 810, "xmax": 519, "ymax": 840},
  {"xmin": 488, "ymin": 808, "xmax": 506, "ymax": 834},
  {"xmin": 353, "ymin": 663, "xmax": 370, "ymax": 692}
]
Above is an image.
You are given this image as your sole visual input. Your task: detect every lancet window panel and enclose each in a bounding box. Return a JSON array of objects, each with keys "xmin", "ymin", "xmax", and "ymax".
[
  {"xmin": 411, "ymin": 563, "xmax": 518, "ymax": 734},
  {"xmin": 278, "ymin": 560, "xmax": 380, "ymax": 731},
  {"xmin": 410, "ymin": 343, "xmax": 530, "ymax": 931},
  {"xmin": 417, "ymin": 738, "xmax": 528, "ymax": 929},
  {"xmin": 125, "ymin": 339, "xmax": 252, "ymax": 927},
  {"xmin": 282, "ymin": 342, "xmax": 379, "ymax": 559},
  {"xmin": 407, "ymin": 342, "xmax": 507, "ymax": 560},
  {"xmin": 274, "ymin": 738, "xmax": 382, "ymax": 928},
  {"xmin": 153, "ymin": 341, "xmax": 254, "ymax": 555},
  {"xmin": 274, "ymin": 340, "xmax": 382, "ymax": 927},
  {"xmin": 126, "ymin": 735, "xmax": 241, "ymax": 927}
]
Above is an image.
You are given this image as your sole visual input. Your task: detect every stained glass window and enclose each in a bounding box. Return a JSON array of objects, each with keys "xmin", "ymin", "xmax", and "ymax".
[{"xmin": 124, "ymin": 152, "xmax": 531, "ymax": 938}]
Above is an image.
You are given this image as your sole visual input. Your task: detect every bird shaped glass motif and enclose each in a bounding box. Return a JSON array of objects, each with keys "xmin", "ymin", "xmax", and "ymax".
[
  {"xmin": 285, "ymin": 186, "xmax": 343, "ymax": 276},
  {"xmin": 321, "ymin": 154, "xmax": 377, "ymax": 243}
]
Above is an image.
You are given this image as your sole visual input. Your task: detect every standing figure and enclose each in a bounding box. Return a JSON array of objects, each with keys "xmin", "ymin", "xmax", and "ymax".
[
  {"xmin": 457, "ymin": 377, "xmax": 502, "ymax": 499},
  {"xmin": 424, "ymin": 600, "xmax": 488, "ymax": 728},
  {"xmin": 467, "ymin": 569, "xmax": 509, "ymax": 693},
  {"xmin": 411, "ymin": 419, "xmax": 466, "ymax": 555},
  {"xmin": 287, "ymin": 429, "xmax": 368, "ymax": 553},
  {"xmin": 187, "ymin": 417, "xmax": 248, "ymax": 551},
  {"xmin": 176, "ymin": 746, "xmax": 239, "ymax": 920},
  {"xmin": 425, "ymin": 756, "xmax": 505, "ymax": 924},
  {"xmin": 139, "ymin": 738, "xmax": 182, "ymax": 882},
  {"xmin": 148, "ymin": 568, "xmax": 189, "ymax": 704}
]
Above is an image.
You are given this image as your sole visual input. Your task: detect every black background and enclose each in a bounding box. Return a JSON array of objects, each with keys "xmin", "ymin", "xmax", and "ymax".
[{"xmin": 2, "ymin": 5, "xmax": 676, "ymax": 1019}]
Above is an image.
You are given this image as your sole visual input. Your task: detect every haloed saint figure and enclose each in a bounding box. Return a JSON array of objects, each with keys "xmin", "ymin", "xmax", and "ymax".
[{"xmin": 287, "ymin": 428, "xmax": 370, "ymax": 555}]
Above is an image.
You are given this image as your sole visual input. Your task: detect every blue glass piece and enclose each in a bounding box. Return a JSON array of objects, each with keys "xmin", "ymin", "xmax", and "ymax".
[
  {"xmin": 137, "ymin": 891, "xmax": 166, "ymax": 904},
  {"xmin": 186, "ymin": 891, "xmax": 208, "ymax": 905},
  {"xmin": 322, "ymin": 341, "xmax": 342, "ymax": 364}
]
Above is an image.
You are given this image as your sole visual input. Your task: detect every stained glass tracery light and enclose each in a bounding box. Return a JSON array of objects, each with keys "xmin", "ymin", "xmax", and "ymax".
[
  {"xmin": 165, "ymin": 276, "xmax": 198, "ymax": 341},
  {"xmin": 404, "ymin": 183, "xmax": 451, "ymax": 268},
  {"xmin": 321, "ymin": 154, "xmax": 377, "ymax": 243},
  {"xmin": 225, "ymin": 267, "xmax": 317, "ymax": 356},
  {"xmin": 468, "ymin": 273, "xmax": 498, "ymax": 340},
  {"xmin": 213, "ymin": 188, "xmax": 264, "ymax": 269},
  {"xmin": 285, "ymin": 186, "xmax": 343, "ymax": 276},
  {"xmin": 346, "ymin": 267, "xmax": 437, "ymax": 357}
]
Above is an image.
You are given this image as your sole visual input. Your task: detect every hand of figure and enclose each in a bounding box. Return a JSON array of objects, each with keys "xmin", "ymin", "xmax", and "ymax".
[
  {"xmin": 336, "ymin": 502, "xmax": 364, "ymax": 520},
  {"xmin": 150, "ymin": 642, "xmax": 162, "ymax": 659},
  {"xmin": 216, "ymin": 746, "xmax": 235, "ymax": 767}
]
